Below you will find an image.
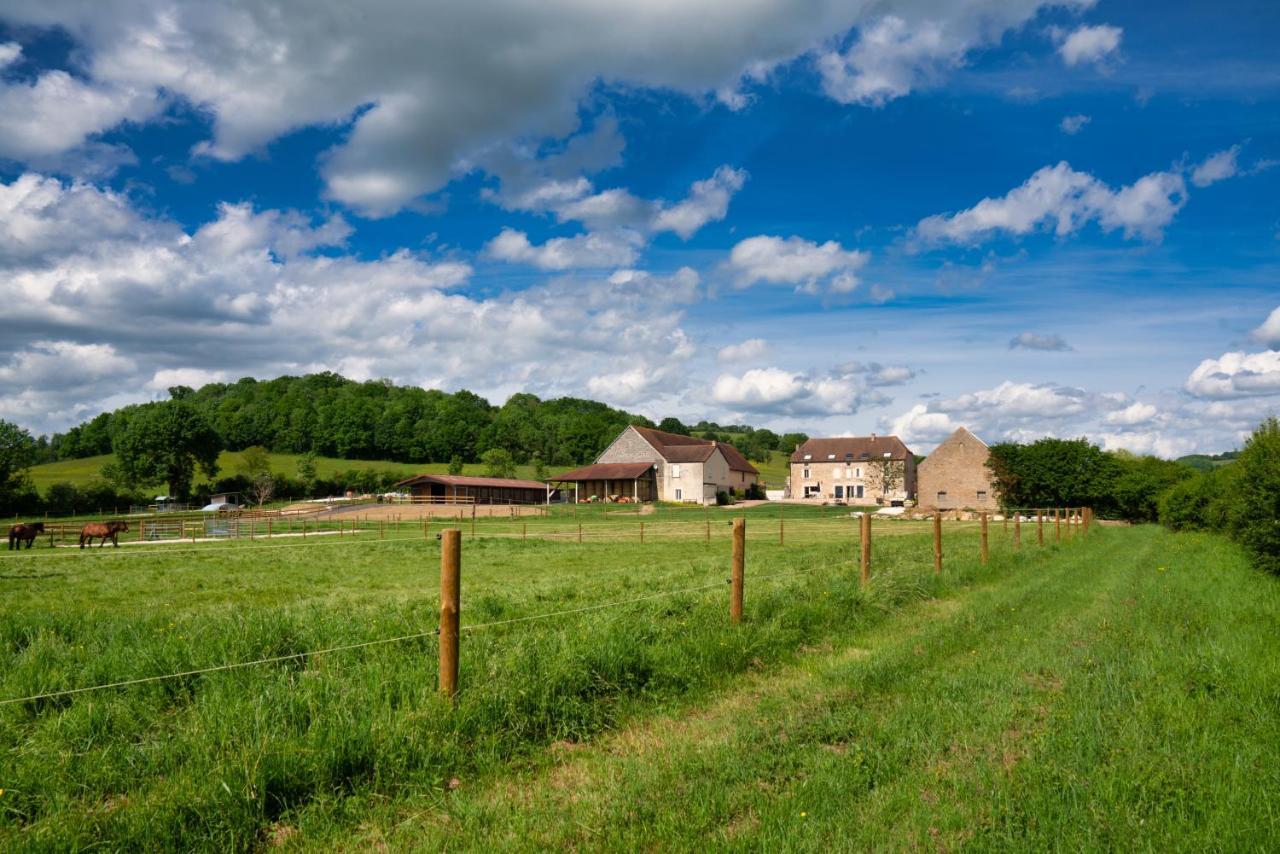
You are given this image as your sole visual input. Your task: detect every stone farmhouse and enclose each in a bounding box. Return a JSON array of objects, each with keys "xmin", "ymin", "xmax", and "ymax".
[
  {"xmin": 552, "ymin": 426, "xmax": 758, "ymax": 505},
  {"xmin": 788, "ymin": 435, "xmax": 917, "ymax": 504},
  {"xmin": 916, "ymin": 426, "xmax": 999, "ymax": 512}
]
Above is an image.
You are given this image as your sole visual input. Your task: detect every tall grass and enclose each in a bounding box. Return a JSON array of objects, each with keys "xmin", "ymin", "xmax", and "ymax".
[{"xmin": 0, "ymin": 515, "xmax": 1004, "ymax": 849}]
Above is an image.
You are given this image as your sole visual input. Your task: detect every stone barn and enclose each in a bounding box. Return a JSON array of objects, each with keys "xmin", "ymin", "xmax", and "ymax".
[
  {"xmin": 916, "ymin": 426, "xmax": 999, "ymax": 512},
  {"xmin": 560, "ymin": 425, "xmax": 758, "ymax": 505}
]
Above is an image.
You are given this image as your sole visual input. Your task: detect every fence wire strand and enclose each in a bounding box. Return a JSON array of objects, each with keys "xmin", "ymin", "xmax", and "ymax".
[{"xmin": 0, "ymin": 564, "xmax": 824, "ymax": 707}]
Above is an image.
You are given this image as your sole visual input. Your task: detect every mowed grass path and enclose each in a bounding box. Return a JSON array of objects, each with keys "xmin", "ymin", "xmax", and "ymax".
[
  {"xmin": 318, "ymin": 526, "xmax": 1280, "ymax": 852},
  {"xmin": 1, "ymin": 519, "xmax": 1276, "ymax": 849}
]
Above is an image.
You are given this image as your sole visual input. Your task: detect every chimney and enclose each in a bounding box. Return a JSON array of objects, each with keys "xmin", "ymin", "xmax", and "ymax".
[{"xmin": 870, "ymin": 432, "xmax": 877, "ymax": 440}]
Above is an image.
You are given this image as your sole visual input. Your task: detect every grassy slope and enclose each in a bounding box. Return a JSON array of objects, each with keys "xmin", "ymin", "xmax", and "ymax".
[
  {"xmin": 1, "ymin": 520, "xmax": 1275, "ymax": 849},
  {"xmin": 28, "ymin": 452, "xmax": 542, "ymax": 492},
  {"xmin": 29, "ymin": 448, "xmax": 795, "ymax": 492},
  {"xmin": 372, "ymin": 527, "xmax": 1280, "ymax": 851}
]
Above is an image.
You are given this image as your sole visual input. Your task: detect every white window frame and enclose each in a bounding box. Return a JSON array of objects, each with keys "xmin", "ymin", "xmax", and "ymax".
[
  {"xmin": 802, "ymin": 467, "xmax": 810, "ymax": 479},
  {"xmin": 671, "ymin": 464, "xmax": 681, "ymax": 478},
  {"xmin": 675, "ymin": 488, "xmax": 683, "ymax": 501}
]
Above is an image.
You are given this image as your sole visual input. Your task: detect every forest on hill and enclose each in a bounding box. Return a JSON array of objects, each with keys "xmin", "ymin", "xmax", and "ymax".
[{"xmin": 34, "ymin": 373, "xmax": 805, "ymax": 469}]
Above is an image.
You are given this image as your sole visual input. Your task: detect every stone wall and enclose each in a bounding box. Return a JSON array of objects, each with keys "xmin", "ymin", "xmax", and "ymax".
[{"xmin": 917, "ymin": 428, "xmax": 998, "ymax": 511}]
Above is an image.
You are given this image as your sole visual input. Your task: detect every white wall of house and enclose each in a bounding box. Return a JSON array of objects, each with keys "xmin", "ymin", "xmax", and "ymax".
[{"xmin": 662, "ymin": 461, "xmax": 705, "ymax": 503}]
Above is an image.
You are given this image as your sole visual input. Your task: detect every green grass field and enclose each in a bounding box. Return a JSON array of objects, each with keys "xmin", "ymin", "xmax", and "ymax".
[
  {"xmin": 28, "ymin": 448, "xmax": 794, "ymax": 493},
  {"xmin": 1, "ymin": 510, "xmax": 1275, "ymax": 850}
]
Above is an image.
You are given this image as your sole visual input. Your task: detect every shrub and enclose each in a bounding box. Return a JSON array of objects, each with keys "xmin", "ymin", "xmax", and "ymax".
[
  {"xmin": 715, "ymin": 490, "xmax": 731, "ymax": 506},
  {"xmin": 1231, "ymin": 417, "xmax": 1280, "ymax": 575}
]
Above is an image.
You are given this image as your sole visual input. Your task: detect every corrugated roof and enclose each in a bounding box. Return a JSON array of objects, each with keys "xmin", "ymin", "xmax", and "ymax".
[
  {"xmin": 790, "ymin": 436, "xmax": 913, "ymax": 464},
  {"xmin": 394, "ymin": 474, "xmax": 547, "ymax": 490},
  {"xmin": 550, "ymin": 462, "xmax": 656, "ymax": 481},
  {"xmin": 629, "ymin": 426, "xmax": 758, "ymax": 474}
]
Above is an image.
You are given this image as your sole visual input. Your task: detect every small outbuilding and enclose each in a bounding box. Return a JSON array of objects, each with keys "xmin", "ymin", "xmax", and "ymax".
[
  {"xmin": 394, "ymin": 474, "xmax": 550, "ymax": 505},
  {"xmin": 547, "ymin": 461, "xmax": 657, "ymax": 503}
]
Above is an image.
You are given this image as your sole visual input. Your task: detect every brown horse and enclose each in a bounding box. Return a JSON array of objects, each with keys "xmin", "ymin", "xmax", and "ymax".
[
  {"xmin": 8, "ymin": 522, "xmax": 45, "ymax": 550},
  {"xmin": 80, "ymin": 520, "xmax": 130, "ymax": 549}
]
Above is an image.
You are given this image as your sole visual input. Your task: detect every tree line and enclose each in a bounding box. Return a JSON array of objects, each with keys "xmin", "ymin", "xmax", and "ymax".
[
  {"xmin": 986, "ymin": 423, "xmax": 1277, "ymax": 576},
  {"xmin": 0, "ymin": 373, "xmax": 809, "ymax": 511}
]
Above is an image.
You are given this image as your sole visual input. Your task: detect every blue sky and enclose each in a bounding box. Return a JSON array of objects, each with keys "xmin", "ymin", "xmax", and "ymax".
[{"xmin": 0, "ymin": 0, "xmax": 1277, "ymax": 455}]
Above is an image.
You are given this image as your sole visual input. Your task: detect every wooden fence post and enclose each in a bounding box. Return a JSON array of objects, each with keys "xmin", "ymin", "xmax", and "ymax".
[
  {"xmin": 706, "ymin": 516, "xmax": 711, "ymax": 543},
  {"xmin": 933, "ymin": 514, "xmax": 942, "ymax": 574},
  {"xmin": 522, "ymin": 522, "xmax": 527, "ymax": 542},
  {"xmin": 1055, "ymin": 508, "xmax": 1061, "ymax": 543},
  {"xmin": 639, "ymin": 521, "xmax": 644, "ymax": 544},
  {"xmin": 139, "ymin": 520, "xmax": 145, "ymax": 542},
  {"xmin": 578, "ymin": 523, "xmax": 583, "ymax": 544},
  {"xmin": 1084, "ymin": 507, "xmax": 1092, "ymax": 534},
  {"xmin": 268, "ymin": 519, "xmax": 272, "ymax": 539},
  {"xmin": 980, "ymin": 512, "xmax": 989, "ymax": 566},
  {"xmin": 1014, "ymin": 513, "xmax": 1021, "ymax": 550},
  {"xmin": 860, "ymin": 513, "xmax": 871, "ymax": 586},
  {"xmin": 731, "ymin": 517, "xmax": 745, "ymax": 625},
  {"xmin": 779, "ymin": 506, "xmax": 785, "ymax": 546},
  {"xmin": 439, "ymin": 529, "xmax": 461, "ymax": 699},
  {"xmin": 1037, "ymin": 510, "xmax": 1044, "ymax": 546}
]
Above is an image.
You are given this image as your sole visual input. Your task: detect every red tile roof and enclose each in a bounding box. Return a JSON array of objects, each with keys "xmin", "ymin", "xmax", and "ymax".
[
  {"xmin": 550, "ymin": 462, "xmax": 656, "ymax": 481},
  {"xmin": 790, "ymin": 436, "xmax": 913, "ymax": 464},
  {"xmin": 630, "ymin": 426, "xmax": 758, "ymax": 474},
  {"xmin": 395, "ymin": 474, "xmax": 547, "ymax": 490}
]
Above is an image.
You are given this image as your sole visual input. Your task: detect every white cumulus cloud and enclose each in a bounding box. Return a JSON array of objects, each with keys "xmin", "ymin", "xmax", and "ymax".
[
  {"xmin": 484, "ymin": 227, "xmax": 642, "ymax": 271},
  {"xmin": 915, "ymin": 161, "xmax": 1187, "ymax": 244},
  {"xmin": 1251, "ymin": 306, "xmax": 1280, "ymax": 348},
  {"xmin": 1103, "ymin": 402, "xmax": 1158, "ymax": 426},
  {"xmin": 1056, "ymin": 24, "xmax": 1122, "ymax": 66},
  {"xmin": 1185, "ymin": 351, "xmax": 1280, "ymax": 399},
  {"xmin": 727, "ymin": 235, "xmax": 869, "ymax": 295},
  {"xmin": 1059, "ymin": 114, "xmax": 1091, "ymax": 134},
  {"xmin": 817, "ymin": 2, "xmax": 1093, "ymax": 106},
  {"xmin": 717, "ymin": 339, "xmax": 770, "ymax": 365},
  {"xmin": 1190, "ymin": 145, "xmax": 1241, "ymax": 188}
]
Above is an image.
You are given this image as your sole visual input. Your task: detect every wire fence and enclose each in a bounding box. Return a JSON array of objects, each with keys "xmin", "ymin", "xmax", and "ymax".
[
  {"xmin": 0, "ymin": 509, "xmax": 1091, "ymax": 708},
  {"xmin": 0, "ymin": 566, "xmax": 826, "ymax": 707}
]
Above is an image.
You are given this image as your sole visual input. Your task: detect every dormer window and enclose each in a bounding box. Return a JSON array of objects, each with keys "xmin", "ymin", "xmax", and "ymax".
[
  {"xmin": 860, "ymin": 452, "xmax": 869, "ymax": 459},
  {"xmin": 827, "ymin": 453, "xmax": 835, "ymax": 460},
  {"xmin": 844, "ymin": 453, "xmax": 853, "ymax": 460},
  {"xmin": 882, "ymin": 452, "xmax": 891, "ymax": 458},
  {"xmin": 803, "ymin": 453, "xmax": 811, "ymax": 460}
]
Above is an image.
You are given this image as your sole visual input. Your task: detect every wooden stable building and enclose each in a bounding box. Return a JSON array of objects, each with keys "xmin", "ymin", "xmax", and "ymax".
[
  {"xmin": 548, "ymin": 462, "xmax": 657, "ymax": 503},
  {"xmin": 395, "ymin": 474, "xmax": 549, "ymax": 505}
]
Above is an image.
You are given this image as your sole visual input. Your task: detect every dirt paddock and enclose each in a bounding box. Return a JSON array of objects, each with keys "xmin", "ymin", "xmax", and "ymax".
[{"xmin": 306, "ymin": 502, "xmax": 552, "ymax": 521}]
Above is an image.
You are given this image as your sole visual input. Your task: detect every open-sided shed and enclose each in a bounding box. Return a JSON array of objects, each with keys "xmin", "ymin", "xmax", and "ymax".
[
  {"xmin": 395, "ymin": 474, "xmax": 550, "ymax": 505},
  {"xmin": 549, "ymin": 461, "xmax": 657, "ymax": 503}
]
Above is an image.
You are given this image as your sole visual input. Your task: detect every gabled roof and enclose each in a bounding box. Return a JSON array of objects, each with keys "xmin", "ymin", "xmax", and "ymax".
[
  {"xmin": 790, "ymin": 435, "xmax": 913, "ymax": 464},
  {"xmin": 941, "ymin": 426, "xmax": 987, "ymax": 448},
  {"xmin": 551, "ymin": 462, "xmax": 656, "ymax": 481},
  {"xmin": 629, "ymin": 426, "xmax": 759, "ymax": 474},
  {"xmin": 394, "ymin": 474, "xmax": 547, "ymax": 490}
]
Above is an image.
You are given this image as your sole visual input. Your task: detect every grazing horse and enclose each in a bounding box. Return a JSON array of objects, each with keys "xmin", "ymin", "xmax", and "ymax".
[
  {"xmin": 8, "ymin": 522, "xmax": 45, "ymax": 550},
  {"xmin": 80, "ymin": 520, "xmax": 130, "ymax": 549}
]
